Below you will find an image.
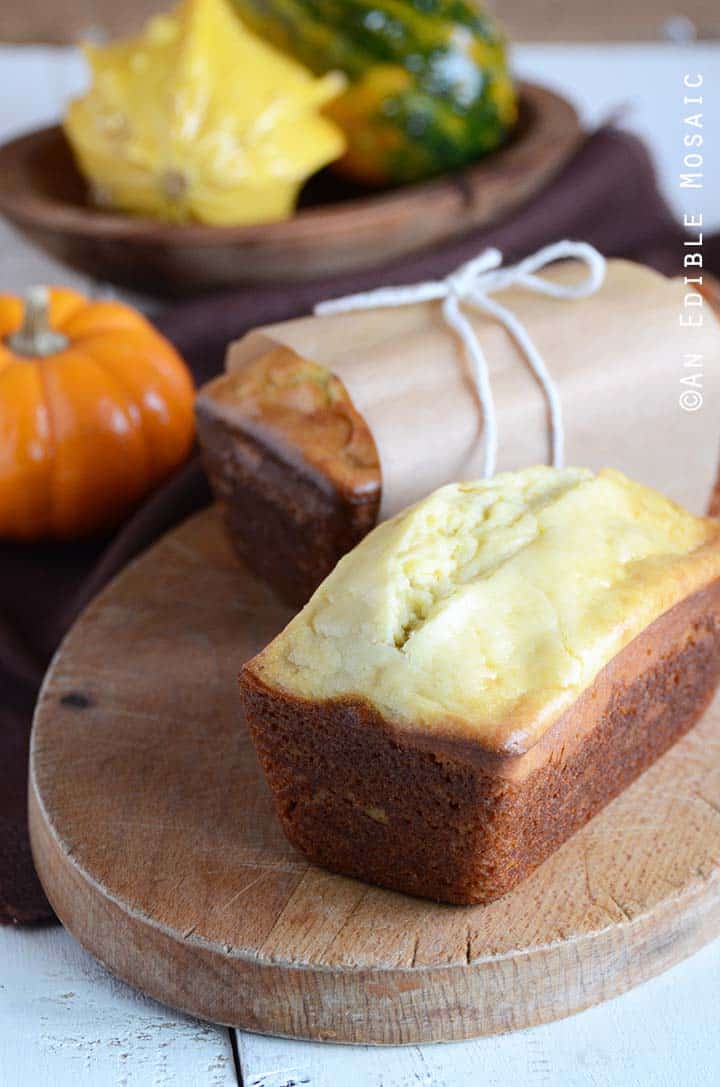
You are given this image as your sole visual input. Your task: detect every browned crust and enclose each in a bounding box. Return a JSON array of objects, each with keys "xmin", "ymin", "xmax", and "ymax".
[
  {"xmin": 197, "ymin": 348, "xmax": 380, "ymax": 498},
  {"xmin": 240, "ymin": 581, "xmax": 720, "ymax": 905},
  {"xmin": 195, "ymin": 349, "xmax": 381, "ymax": 605}
]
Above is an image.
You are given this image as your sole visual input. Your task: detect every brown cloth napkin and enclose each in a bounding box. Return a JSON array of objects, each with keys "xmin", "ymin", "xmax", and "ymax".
[{"xmin": 1, "ymin": 127, "xmax": 717, "ymax": 925}]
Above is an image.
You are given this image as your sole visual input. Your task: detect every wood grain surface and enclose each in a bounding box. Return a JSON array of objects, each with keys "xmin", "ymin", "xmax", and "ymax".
[
  {"xmin": 0, "ymin": 85, "xmax": 580, "ymax": 295},
  {"xmin": 6, "ymin": 914, "xmax": 720, "ymax": 1085},
  {"xmin": 29, "ymin": 507, "xmax": 720, "ymax": 1045},
  {"xmin": 0, "ymin": 926, "xmax": 236, "ymax": 1086}
]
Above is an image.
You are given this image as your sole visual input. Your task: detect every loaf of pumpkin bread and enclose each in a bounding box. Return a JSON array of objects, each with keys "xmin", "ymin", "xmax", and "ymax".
[
  {"xmin": 195, "ymin": 346, "xmax": 380, "ymax": 606},
  {"xmin": 240, "ymin": 466, "xmax": 720, "ymax": 905}
]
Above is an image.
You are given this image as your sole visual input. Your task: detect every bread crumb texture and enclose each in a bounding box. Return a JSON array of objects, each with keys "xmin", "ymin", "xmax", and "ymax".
[{"xmin": 250, "ymin": 467, "xmax": 720, "ymax": 751}]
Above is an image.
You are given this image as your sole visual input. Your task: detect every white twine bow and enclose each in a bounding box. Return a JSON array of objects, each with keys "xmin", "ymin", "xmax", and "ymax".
[{"xmin": 315, "ymin": 240, "xmax": 606, "ymax": 478}]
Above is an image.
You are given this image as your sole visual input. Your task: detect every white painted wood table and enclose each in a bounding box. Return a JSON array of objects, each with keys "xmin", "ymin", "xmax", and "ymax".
[{"xmin": 1, "ymin": 40, "xmax": 719, "ymax": 1087}]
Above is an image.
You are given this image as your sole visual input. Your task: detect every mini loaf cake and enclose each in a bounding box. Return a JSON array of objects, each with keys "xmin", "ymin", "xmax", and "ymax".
[
  {"xmin": 195, "ymin": 346, "xmax": 380, "ymax": 605},
  {"xmin": 240, "ymin": 466, "xmax": 720, "ymax": 905}
]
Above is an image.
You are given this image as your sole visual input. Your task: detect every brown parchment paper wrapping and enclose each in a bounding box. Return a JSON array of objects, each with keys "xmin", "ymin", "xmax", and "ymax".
[{"xmin": 227, "ymin": 260, "xmax": 720, "ymax": 519}]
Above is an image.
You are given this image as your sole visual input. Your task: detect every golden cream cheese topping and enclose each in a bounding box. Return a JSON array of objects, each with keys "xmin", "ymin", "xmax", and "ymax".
[{"xmin": 250, "ymin": 467, "xmax": 720, "ymax": 751}]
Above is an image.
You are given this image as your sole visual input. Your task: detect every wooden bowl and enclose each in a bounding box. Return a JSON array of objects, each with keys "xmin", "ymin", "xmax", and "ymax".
[{"xmin": 0, "ymin": 84, "xmax": 581, "ymax": 297}]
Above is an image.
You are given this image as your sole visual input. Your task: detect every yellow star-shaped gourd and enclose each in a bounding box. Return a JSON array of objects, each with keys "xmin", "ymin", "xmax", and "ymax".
[{"xmin": 64, "ymin": 0, "xmax": 346, "ymax": 225}]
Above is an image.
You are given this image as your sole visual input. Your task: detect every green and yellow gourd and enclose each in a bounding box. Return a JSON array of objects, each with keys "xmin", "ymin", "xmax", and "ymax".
[{"xmin": 231, "ymin": 0, "xmax": 517, "ymax": 186}]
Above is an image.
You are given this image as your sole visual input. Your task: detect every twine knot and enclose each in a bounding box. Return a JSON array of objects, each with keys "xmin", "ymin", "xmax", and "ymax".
[{"xmin": 315, "ymin": 241, "xmax": 607, "ymax": 477}]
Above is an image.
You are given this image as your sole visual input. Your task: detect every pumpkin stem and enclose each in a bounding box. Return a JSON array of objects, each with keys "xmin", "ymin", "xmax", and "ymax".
[{"xmin": 7, "ymin": 287, "xmax": 69, "ymax": 358}]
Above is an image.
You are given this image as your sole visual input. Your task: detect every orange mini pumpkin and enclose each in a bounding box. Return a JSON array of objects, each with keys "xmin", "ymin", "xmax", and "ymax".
[{"xmin": 0, "ymin": 286, "xmax": 195, "ymax": 540}]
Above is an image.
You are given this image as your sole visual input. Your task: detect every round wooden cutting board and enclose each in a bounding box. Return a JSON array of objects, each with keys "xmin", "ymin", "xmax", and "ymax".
[{"xmin": 29, "ymin": 507, "xmax": 720, "ymax": 1045}]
